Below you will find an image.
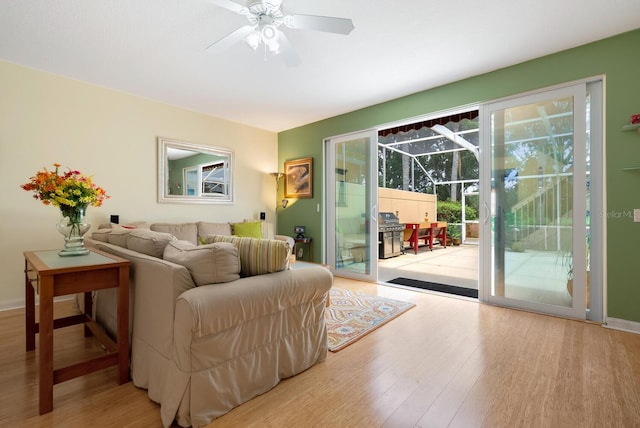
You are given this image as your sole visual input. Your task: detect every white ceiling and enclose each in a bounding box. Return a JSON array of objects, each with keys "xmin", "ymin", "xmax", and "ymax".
[{"xmin": 1, "ymin": 0, "xmax": 639, "ymax": 132}]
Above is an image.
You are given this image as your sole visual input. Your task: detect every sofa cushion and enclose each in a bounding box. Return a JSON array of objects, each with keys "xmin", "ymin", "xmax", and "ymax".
[
  {"xmin": 232, "ymin": 221, "xmax": 263, "ymax": 239},
  {"xmin": 127, "ymin": 229, "xmax": 176, "ymax": 258},
  {"xmin": 151, "ymin": 223, "xmax": 198, "ymax": 245},
  {"xmin": 99, "ymin": 221, "xmax": 151, "ymax": 230},
  {"xmin": 92, "ymin": 228, "xmax": 112, "ymax": 243},
  {"xmin": 94, "ymin": 222, "xmax": 151, "ymax": 246},
  {"xmin": 108, "ymin": 228, "xmax": 134, "ymax": 247},
  {"xmin": 197, "ymin": 222, "xmax": 232, "ymax": 241},
  {"xmin": 163, "ymin": 240, "xmax": 240, "ymax": 285},
  {"xmin": 203, "ymin": 235, "xmax": 290, "ymax": 276}
]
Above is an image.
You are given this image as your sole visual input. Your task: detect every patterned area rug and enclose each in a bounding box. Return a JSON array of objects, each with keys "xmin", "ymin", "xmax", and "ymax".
[{"xmin": 325, "ymin": 288, "xmax": 415, "ymax": 352}]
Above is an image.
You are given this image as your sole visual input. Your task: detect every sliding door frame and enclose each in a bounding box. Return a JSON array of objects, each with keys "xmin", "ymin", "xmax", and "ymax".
[{"xmin": 478, "ymin": 77, "xmax": 604, "ymax": 321}]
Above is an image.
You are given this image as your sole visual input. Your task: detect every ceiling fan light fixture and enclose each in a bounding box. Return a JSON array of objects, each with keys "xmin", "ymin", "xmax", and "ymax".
[
  {"xmin": 246, "ymin": 30, "xmax": 261, "ymax": 50},
  {"xmin": 266, "ymin": 40, "xmax": 280, "ymax": 54},
  {"xmin": 263, "ymin": 0, "xmax": 283, "ymax": 14},
  {"xmin": 261, "ymin": 24, "xmax": 279, "ymax": 43}
]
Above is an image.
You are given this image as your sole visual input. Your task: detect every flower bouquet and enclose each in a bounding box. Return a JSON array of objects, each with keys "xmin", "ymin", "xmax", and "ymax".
[{"xmin": 21, "ymin": 163, "xmax": 109, "ymax": 256}]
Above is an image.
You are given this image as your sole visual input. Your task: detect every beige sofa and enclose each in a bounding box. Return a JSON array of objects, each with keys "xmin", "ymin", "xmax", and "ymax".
[{"xmin": 85, "ymin": 221, "xmax": 332, "ymax": 427}]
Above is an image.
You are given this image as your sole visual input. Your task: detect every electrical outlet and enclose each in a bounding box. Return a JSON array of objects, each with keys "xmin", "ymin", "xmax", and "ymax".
[{"xmin": 634, "ymin": 209, "xmax": 640, "ymax": 223}]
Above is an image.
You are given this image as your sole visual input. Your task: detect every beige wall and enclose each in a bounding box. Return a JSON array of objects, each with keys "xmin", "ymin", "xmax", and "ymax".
[
  {"xmin": 378, "ymin": 188, "xmax": 437, "ymax": 224},
  {"xmin": 0, "ymin": 61, "xmax": 277, "ymax": 308}
]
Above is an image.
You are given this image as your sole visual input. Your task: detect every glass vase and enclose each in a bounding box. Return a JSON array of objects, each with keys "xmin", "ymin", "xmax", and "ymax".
[{"xmin": 56, "ymin": 206, "xmax": 91, "ymax": 256}]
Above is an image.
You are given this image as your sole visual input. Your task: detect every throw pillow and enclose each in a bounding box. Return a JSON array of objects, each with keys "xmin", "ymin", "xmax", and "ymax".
[
  {"xmin": 232, "ymin": 221, "xmax": 262, "ymax": 239},
  {"xmin": 163, "ymin": 240, "xmax": 240, "ymax": 285},
  {"xmin": 203, "ymin": 235, "xmax": 290, "ymax": 276},
  {"xmin": 127, "ymin": 229, "xmax": 176, "ymax": 258}
]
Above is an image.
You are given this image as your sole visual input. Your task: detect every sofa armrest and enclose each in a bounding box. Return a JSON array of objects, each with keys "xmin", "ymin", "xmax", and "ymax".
[
  {"xmin": 165, "ymin": 266, "xmax": 332, "ymax": 426},
  {"xmin": 173, "ymin": 266, "xmax": 332, "ymax": 358},
  {"xmin": 274, "ymin": 234, "xmax": 295, "ymax": 256},
  {"xmin": 90, "ymin": 240, "xmax": 195, "ymax": 359}
]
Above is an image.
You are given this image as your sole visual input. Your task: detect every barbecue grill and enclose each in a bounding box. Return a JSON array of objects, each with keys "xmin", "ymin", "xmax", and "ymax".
[{"xmin": 378, "ymin": 212, "xmax": 404, "ymax": 258}]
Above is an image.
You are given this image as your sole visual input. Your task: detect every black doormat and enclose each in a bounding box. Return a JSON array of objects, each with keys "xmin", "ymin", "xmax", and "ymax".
[{"xmin": 387, "ymin": 277, "xmax": 478, "ymax": 299}]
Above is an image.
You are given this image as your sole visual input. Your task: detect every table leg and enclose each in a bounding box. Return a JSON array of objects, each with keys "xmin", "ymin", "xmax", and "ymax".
[
  {"xmin": 25, "ymin": 261, "xmax": 36, "ymax": 352},
  {"xmin": 412, "ymin": 229, "xmax": 418, "ymax": 254},
  {"xmin": 38, "ymin": 276, "xmax": 54, "ymax": 414},
  {"xmin": 83, "ymin": 291, "xmax": 93, "ymax": 337},
  {"xmin": 442, "ymin": 226, "xmax": 447, "ymax": 248},
  {"xmin": 117, "ymin": 266, "xmax": 130, "ymax": 384}
]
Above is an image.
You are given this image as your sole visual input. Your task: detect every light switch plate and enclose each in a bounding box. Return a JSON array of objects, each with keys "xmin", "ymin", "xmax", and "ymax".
[{"xmin": 634, "ymin": 209, "xmax": 640, "ymax": 223}]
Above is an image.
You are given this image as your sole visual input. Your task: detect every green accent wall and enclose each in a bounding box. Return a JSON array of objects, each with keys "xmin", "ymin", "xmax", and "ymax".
[{"xmin": 278, "ymin": 29, "xmax": 640, "ymax": 323}]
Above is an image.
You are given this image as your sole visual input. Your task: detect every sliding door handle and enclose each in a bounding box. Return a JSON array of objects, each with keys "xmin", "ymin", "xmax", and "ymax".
[{"xmin": 484, "ymin": 202, "xmax": 490, "ymax": 224}]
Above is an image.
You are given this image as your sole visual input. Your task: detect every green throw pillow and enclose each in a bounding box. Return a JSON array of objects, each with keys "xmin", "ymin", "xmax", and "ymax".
[{"xmin": 233, "ymin": 221, "xmax": 262, "ymax": 239}]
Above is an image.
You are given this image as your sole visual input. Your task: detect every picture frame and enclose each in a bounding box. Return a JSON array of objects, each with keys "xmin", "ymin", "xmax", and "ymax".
[{"xmin": 284, "ymin": 157, "xmax": 313, "ymax": 198}]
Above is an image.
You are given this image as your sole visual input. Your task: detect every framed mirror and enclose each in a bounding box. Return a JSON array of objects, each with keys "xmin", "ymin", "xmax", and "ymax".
[{"xmin": 157, "ymin": 137, "xmax": 234, "ymax": 204}]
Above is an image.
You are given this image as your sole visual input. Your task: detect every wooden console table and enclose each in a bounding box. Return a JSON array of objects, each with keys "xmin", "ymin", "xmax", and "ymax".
[
  {"xmin": 24, "ymin": 248, "xmax": 130, "ymax": 414},
  {"xmin": 403, "ymin": 222, "xmax": 448, "ymax": 254}
]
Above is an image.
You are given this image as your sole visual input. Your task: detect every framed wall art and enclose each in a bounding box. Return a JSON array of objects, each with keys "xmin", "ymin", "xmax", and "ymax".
[{"xmin": 284, "ymin": 157, "xmax": 313, "ymax": 198}]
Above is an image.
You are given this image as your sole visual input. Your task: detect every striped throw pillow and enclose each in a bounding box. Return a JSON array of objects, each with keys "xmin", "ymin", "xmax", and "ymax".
[{"xmin": 204, "ymin": 235, "xmax": 290, "ymax": 276}]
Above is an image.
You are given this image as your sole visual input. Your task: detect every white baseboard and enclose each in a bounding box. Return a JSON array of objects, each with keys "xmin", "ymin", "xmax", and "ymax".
[
  {"xmin": 0, "ymin": 296, "xmax": 75, "ymax": 312},
  {"xmin": 0, "ymin": 298, "xmax": 26, "ymax": 312},
  {"xmin": 604, "ymin": 317, "xmax": 640, "ymax": 335}
]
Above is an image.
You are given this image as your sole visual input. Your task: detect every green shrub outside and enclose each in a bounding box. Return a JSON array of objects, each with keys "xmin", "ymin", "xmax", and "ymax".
[{"xmin": 437, "ymin": 200, "xmax": 478, "ymax": 224}]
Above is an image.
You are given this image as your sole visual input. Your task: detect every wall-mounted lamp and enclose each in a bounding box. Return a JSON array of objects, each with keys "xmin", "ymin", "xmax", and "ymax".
[
  {"xmin": 269, "ymin": 172, "xmax": 284, "ymax": 181},
  {"xmin": 269, "ymin": 173, "xmax": 286, "ymax": 221}
]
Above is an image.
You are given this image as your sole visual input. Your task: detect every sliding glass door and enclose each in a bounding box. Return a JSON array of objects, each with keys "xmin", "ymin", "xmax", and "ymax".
[
  {"xmin": 480, "ymin": 84, "xmax": 590, "ymax": 319},
  {"xmin": 324, "ymin": 130, "xmax": 378, "ymax": 282}
]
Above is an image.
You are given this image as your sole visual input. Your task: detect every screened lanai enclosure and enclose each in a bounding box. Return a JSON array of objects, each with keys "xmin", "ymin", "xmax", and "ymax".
[
  {"xmin": 378, "ymin": 111, "xmax": 481, "ymax": 243},
  {"xmin": 377, "ymin": 103, "xmax": 587, "ymax": 255},
  {"xmin": 375, "ymin": 111, "xmax": 481, "ymax": 294}
]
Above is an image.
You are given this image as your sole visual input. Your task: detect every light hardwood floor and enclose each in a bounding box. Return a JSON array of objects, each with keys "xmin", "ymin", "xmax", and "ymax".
[{"xmin": 2, "ymin": 278, "xmax": 639, "ymax": 427}]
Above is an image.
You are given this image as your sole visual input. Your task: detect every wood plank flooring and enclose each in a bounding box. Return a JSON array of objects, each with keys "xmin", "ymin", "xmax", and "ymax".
[{"xmin": 1, "ymin": 278, "xmax": 639, "ymax": 427}]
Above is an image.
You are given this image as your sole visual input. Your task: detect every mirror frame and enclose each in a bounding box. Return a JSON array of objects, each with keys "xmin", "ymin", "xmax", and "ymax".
[{"xmin": 157, "ymin": 137, "xmax": 235, "ymax": 205}]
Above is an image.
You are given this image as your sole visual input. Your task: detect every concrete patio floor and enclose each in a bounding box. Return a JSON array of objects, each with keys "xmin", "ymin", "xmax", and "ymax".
[
  {"xmin": 378, "ymin": 242, "xmax": 479, "ymax": 289},
  {"xmin": 377, "ymin": 241, "xmax": 573, "ymax": 307}
]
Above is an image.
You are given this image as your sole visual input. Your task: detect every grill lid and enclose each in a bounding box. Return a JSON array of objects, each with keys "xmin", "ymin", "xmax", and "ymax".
[{"xmin": 378, "ymin": 212, "xmax": 404, "ymax": 232}]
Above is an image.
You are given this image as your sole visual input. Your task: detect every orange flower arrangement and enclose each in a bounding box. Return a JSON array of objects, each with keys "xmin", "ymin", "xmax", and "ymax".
[{"xmin": 21, "ymin": 163, "xmax": 109, "ymax": 216}]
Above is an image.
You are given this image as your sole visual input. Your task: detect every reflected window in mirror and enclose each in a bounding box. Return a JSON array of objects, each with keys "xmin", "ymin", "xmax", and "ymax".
[{"xmin": 158, "ymin": 137, "xmax": 234, "ymax": 204}]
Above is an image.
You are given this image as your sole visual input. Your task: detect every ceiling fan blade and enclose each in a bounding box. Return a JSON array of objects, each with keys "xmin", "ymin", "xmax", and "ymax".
[
  {"xmin": 284, "ymin": 14, "xmax": 354, "ymax": 35},
  {"xmin": 277, "ymin": 31, "xmax": 301, "ymax": 67},
  {"xmin": 206, "ymin": 25, "xmax": 254, "ymax": 53},
  {"xmin": 207, "ymin": 0, "xmax": 248, "ymax": 15}
]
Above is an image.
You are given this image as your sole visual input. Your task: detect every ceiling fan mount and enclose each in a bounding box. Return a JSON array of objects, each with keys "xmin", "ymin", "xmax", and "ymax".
[{"xmin": 206, "ymin": 0, "xmax": 354, "ymax": 66}]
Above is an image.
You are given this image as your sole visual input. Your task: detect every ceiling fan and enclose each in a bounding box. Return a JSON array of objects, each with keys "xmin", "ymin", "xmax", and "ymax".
[{"xmin": 206, "ymin": 0, "xmax": 355, "ymax": 66}]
